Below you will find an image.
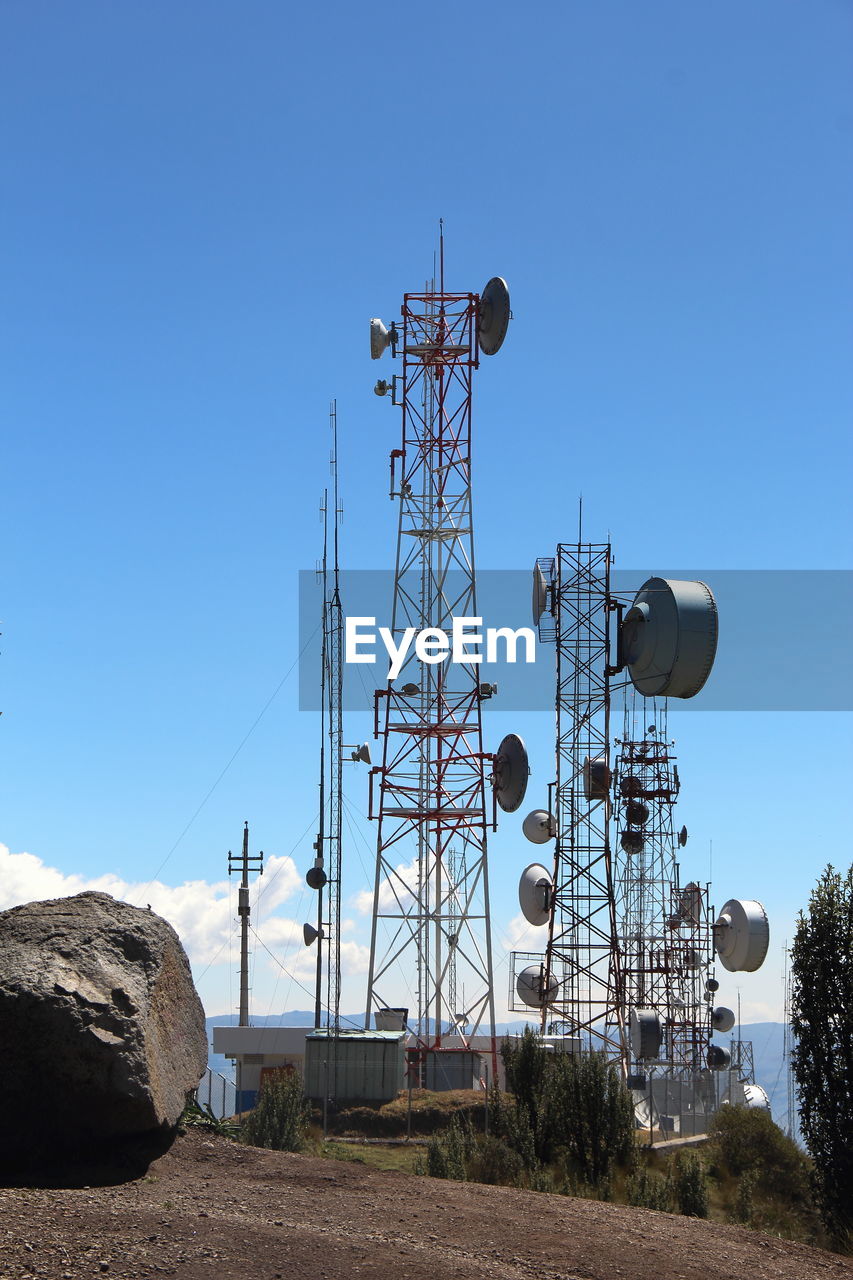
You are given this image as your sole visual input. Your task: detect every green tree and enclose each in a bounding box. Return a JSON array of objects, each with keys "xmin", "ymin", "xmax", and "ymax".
[{"xmin": 790, "ymin": 864, "xmax": 853, "ymax": 1251}]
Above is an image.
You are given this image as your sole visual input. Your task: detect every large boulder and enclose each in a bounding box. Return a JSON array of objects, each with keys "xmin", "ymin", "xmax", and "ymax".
[{"xmin": 0, "ymin": 890, "xmax": 208, "ymax": 1164}]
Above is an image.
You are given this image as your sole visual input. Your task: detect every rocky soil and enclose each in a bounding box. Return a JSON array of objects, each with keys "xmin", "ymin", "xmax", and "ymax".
[{"xmin": 1, "ymin": 1129, "xmax": 850, "ymax": 1280}]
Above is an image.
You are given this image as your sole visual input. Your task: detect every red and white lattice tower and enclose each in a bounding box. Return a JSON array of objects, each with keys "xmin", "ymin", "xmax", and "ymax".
[{"xmin": 364, "ymin": 244, "xmax": 508, "ymax": 1072}]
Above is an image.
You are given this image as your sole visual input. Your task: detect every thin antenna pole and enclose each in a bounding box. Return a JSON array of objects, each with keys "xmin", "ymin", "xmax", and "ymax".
[
  {"xmin": 314, "ymin": 491, "xmax": 329, "ymax": 1029},
  {"xmin": 228, "ymin": 821, "xmax": 264, "ymax": 1027},
  {"xmin": 578, "ymin": 494, "xmax": 583, "ymax": 544},
  {"xmin": 439, "ymin": 217, "xmax": 445, "ymax": 295}
]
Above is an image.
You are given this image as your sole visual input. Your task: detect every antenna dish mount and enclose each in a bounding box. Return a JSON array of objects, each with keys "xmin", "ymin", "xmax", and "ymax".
[
  {"xmin": 518, "ymin": 864, "xmax": 553, "ymax": 926},
  {"xmin": 493, "ymin": 733, "xmax": 530, "ymax": 813},
  {"xmin": 622, "ymin": 578, "xmax": 718, "ymax": 698},
  {"xmin": 478, "ymin": 277, "xmax": 510, "ymax": 355}
]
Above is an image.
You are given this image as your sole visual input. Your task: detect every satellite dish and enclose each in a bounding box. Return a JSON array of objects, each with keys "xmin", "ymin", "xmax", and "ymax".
[
  {"xmin": 619, "ymin": 775, "xmax": 643, "ymax": 798},
  {"xmin": 518, "ymin": 864, "xmax": 553, "ymax": 926},
  {"xmin": 532, "ymin": 563, "xmax": 549, "ymax": 626},
  {"xmin": 522, "ymin": 809, "xmax": 555, "ymax": 844},
  {"xmin": 629, "ymin": 1008, "xmax": 662, "ymax": 1060},
  {"xmin": 515, "ymin": 962, "xmax": 558, "ymax": 1009},
  {"xmin": 351, "ymin": 742, "xmax": 372, "ymax": 764},
  {"xmin": 743, "ymin": 1083, "xmax": 771, "ymax": 1110},
  {"xmin": 493, "ymin": 733, "xmax": 529, "ymax": 813},
  {"xmin": 714, "ymin": 899, "xmax": 770, "ymax": 973},
  {"xmin": 370, "ymin": 318, "xmax": 396, "ymax": 360},
  {"xmin": 583, "ymin": 756, "xmax": 611, "ymax": 801},
  {"xmin": 622, "ymin": 578, "xmax": 718, "ymax": 699},
  {"xmin": 306, "ymin": 865, "xmax": 327, "ymax": 890},
  {"xmin": 303, "ymin": 923, "xmax": 322, "ymax": 947},
  {"xmin": 620, "ymin": 830, "xmax": 645, "ymax": 855},
  {"xmin": 705, "ymin": 978, "xmax": 720, "ymax": 994},
  {"xmin": 711, "ymin": 1005, "xmax": 736, "ymax": 1033},
  {"xmin": 679, "ymin": 881, "xmax": 703, "ymax": 922},
  {"xmin": 707, "ymin": 1045, "xmax": 731, "ymax": 1071},
  {"xmin": 678, "ymin": 825, "xmax": 688, "ymax": 847},
  {"xmin": 624, "ymin": 800, "xmax": 650, "ymax": 827},
  {"xmin": 478, "ymin": 277, "xmax": 510, "ymax": 355}
]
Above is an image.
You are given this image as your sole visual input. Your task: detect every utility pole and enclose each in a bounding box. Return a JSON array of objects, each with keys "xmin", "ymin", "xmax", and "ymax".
[{"xmin": 228, "ymin": 822, "xmax": 264, "ymax": 1026}]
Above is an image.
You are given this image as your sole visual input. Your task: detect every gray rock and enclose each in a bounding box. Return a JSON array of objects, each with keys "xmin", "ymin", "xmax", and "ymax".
[{"xmin": 0, "ymin": 890, "xmax": 208, "ymax": 1161}]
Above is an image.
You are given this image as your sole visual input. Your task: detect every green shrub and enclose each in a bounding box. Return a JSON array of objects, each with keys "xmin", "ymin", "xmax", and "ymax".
[
  {"xmin": 466, "ymin": 1134, "xmax": 524, "ymax": 1186},
  {"xmin": 627, "ymin": 1165, "xmax": 671, "ymax": 1211},
  {"xmin": 709, "ymin": 1106, "xmax": 811, "ymax": 1202},
  {"xmin": 241, "ymin": 1070, "xmax": 308, "ymax": 1152},
  {"xmin": 425, "ymin": 1114, "xmax": 471, "ymax": 1181},
  {"xmin": 734, "ymin": 1168, "xmax": 758, "ymax": 1225},
  {"xmin": 672, "ymin": 1152, "xmax": 709, "ymax": 1218}
]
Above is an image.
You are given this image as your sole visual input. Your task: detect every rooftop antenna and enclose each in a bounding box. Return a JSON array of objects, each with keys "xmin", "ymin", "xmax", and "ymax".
[{"xmin": 227, "ymin": 821, "xmax": 264, "ymax": 1027}]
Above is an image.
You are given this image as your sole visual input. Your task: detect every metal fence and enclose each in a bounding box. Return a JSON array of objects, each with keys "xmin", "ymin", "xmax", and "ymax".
[{"xmin": 195, "ymin": 1068, "xmax": 237, "ymax": 1119}]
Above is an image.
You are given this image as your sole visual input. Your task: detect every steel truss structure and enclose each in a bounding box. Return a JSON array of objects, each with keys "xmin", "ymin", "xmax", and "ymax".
[
  {"xmin": 510, "ymin": 543, "xmax": 625, "ymax": 1055},
  {"xmin": 613, "ymin": 697, "xmax": 713, "ymax": 1077},
  {"xmin": 365, "ymin": 269, "xmax": 497, "ymax": 1066}
]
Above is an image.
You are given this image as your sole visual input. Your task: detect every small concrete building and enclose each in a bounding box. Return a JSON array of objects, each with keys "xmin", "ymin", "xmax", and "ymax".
[{"xmin": 212, "ymin": 1025, "xmax": 315, "ymax": 1111}]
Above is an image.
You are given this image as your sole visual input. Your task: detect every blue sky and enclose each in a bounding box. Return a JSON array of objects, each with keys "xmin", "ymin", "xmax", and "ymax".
[{"xmin": 2, "ymin": 2, "xmax": 851, "ymax": 1023}]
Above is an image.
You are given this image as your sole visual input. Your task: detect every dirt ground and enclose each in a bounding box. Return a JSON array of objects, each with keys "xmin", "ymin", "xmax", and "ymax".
[{"xmin": 1, "ymin": 1129, "xmax": 850, "ymax": 1280}]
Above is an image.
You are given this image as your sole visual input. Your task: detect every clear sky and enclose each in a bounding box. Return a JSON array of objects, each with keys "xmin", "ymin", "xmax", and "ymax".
[{"xmin": 2, "ymin": 2, "xmax": 851, "ymax": 1025}]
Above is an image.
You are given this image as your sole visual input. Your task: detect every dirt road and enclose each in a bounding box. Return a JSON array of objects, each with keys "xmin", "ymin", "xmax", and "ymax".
[{"xmin": 1, "ymin": 1130, "xmax": 849, "ymax": 1280}]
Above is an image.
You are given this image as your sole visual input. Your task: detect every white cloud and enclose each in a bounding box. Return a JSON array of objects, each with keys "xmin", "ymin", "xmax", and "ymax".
[
  {"xmin": 0, "ymin": 842, "xmax": 302, "ymax": 970},
  {"xmin": 353, "ymin": 855, "xmax": 419, "ymax": 915},
  {"xmin": 499, "ymin": 909, "xmax": 549, "ymax": 954}
]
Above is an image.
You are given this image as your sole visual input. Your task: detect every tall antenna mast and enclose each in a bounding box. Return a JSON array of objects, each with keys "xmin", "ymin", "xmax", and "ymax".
[
  {"xmin": 228, "ymin": 821, "xmax": 264, "ymax": 1027},
  {"xmin": 365, "ymin": 248, "xmax": 513, "ymax": 1077},
  {"xmin": 326, "ymin": 400, "xmax": 344, "ymax": 1043}
]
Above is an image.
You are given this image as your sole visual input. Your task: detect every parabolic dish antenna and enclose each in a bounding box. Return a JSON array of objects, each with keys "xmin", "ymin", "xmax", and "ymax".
[
  {"xmin": 707, "ymin": 1045, "xmax": 731, "ymax": 1071},
  {"xmin": 583, "ymin": 755, "xmax": 611, "ymax": 801},
  {"xmin": 620, "ymin": 830, "xmax": 645, "ymax": 855},
  {"xmin": 714, "ymin": 899, "xmax": 770, "ymax": 973},
  {"xmin": 532, "ymin": 562, "xmax": 549, "ymax": 626},
  {"xmin": 478, "ymin": 276, "xmax": 510, "ymax": 355},
  {"xmin": 629, "ymin": 1008, "xmax": 662, "ymax": 1060},
  {"xmin": 518, "ymin": 864, "xmax": 553, "ymax": 926},
  {"xmin": 306, "ymin": 865, "xmax": 327, "ymax": 890},
  {"xmin": 369, "ymin": 318, "xmax": 394, "ymax": 360},
  {"xmin": 678, "ymin": 825, "xmax": 688, "ymax": 847},
  {"xmin": 743, "ymin": 1083, "xmax": 771, "ymax": 1110},
  {"xmin": 516, "ymin": 962, "xmax": 558, "ymax": 1009},
  {"xmin": 624, "ymin": 800, "xmax": 650, "ymax": 827},
  {"xmin": 493, "ymin": 733, "xmax": 529, "ymax": 813},
  {"xmin": 622, "ymin": 578, "xmax": 718, "ymax": 698},
  {"xmin": 679, "ymin": 881, "xmax": 703, "ymax": 922},
  {"xmin": 522, "ymin": 809, "xmax": 555, "ymax": 844},
  {"xmin": 712, "ymin": 1006, "xmax": 736, "ymax": 1033}
]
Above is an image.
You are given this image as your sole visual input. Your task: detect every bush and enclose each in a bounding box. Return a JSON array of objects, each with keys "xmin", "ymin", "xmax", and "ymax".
[
  {"xmin": 466, "ymin": 1134, "xmax": 524, "ymax": 1186},
  {"xmin": 241, "ymin": 1070, "xmax": 308, "ymax": 1152},
  {"xmin": 733, "ymin": 1168, "xmax": 757, "ymax": 1225},
  {"xmin": 708, "ymin": 1105, "xmax": 821, "ymax": 1243},
  {"xmin": 627, "ymin": 1165, "xmax": 671, "ymax": 1211},
  {"xmin": 673, "ymin": 1152, "xmax": 709, "ymax": 1218},
  {"xmin": 708, "ymin": 1106, "xmax": 811, "ymax": 1201},
  {"xmin": 425, "ymin": 1114, "xmax": 471, "ymax": 1181}
]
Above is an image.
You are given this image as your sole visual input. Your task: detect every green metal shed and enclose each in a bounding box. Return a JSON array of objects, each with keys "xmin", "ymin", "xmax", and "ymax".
[{"xmin": 304, "ymin": 1030, "xmax": 406, "ymax": 1103}]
